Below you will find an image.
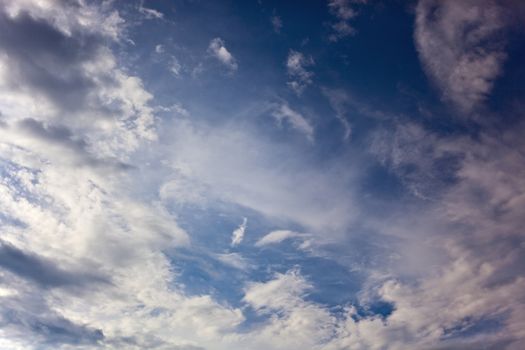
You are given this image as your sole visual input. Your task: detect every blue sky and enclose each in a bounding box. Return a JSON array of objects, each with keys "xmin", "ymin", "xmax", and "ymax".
[{"xmin": 0, "ymin": 0, "xmax": 524, "ymax": 349}]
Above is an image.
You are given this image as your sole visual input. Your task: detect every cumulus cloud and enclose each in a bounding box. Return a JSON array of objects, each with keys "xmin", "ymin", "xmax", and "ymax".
[
  {"xmin": 286, "ymin": 50, "xmax": 314, "ymax": 95},
  {"xmin": 271, "ymin": 102, "xmax": 314, "ymax": 141},
  {"xmin": 208, "ymin": 37, "xmax": 238, "ymax": 71},
  {"xmin": 231, "ymin": 217, "xmax": 248, "ymax": 247},
  {"xmin": 327, "ymin": 0, "xmax": 367, "ymax": 42},
  {"xmin": 414, "ymin": 0, "xmax": 510, "ymax": 113},
  {"xmin": 0, "ymin": 2, "xmax": 209, "ymax": 348}
]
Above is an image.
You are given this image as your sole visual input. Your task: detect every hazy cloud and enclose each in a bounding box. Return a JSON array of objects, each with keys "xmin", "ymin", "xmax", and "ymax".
[{"xmin": 272, "ymin": 102, "xmax": 314, "ymax": 141}]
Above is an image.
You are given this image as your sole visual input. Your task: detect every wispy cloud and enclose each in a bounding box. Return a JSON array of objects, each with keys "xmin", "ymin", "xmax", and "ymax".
[
  {"xmin": 414, "ymin": 0, "xmax": 509, "ymax": 113},
  {"xmin": 271, "ymin": 15, "xmax": 282, "ymax": 33},
  {"xmin": 215, "ymin": 252, "xmax": 249, "ymax": 270},
  {"xmin": 231, "ymin": 217, "xmax": 247, "ymax": 247},
  {"xmin": 155, "ymin": 44, "xmax": 165, "ymax": 54},
  {"xmin": 327, "ymin": 0, "xmax": 367, "ymax": 42},
  {"xmin": 138, "ymin": 1, "xmax": 164, "ymax": 20},
  {"xmin": 271, "ymin": 102, "xmax": 314, "ymax": 141},
  {"xmin": 208, "ymin": 37, "xmax": 238, "ymax": 71},
  {"xmin": 321, "ymin": 88, "xmax": 353, "ymax": 140},
  {"xmin": 1, "ymin": 0, "xmax": 524, "ymax": 349},
  {"xmin": 170, "ymin": 56, "xmax": 182, "ymax": 76},
  {"xmin": 255, "ymin": 230, "xmax": 311, "ymax": 249},
  {"xmin": 286, "ymin": 50, "xmax": 314, "ymax": 95},
  {"xmin": 160, "ymin": 118, "xmax": 356, "ymax": 232}
]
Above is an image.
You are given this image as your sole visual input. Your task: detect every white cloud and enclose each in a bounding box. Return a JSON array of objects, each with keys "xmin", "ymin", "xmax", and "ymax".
[
  {"xmin": 170, "ymin": 56, "xmax": 182, "ymax": 76},
  {"xmin": 160, "ymin": 118, "xmax": 357, "ymax": 232},
  {"xmin": 363, "ymin": 118, "xmax": 525, "ymax": 349},
  {"xmin": 321, "ymin": 88, "xmax": 354, "ymax": 140},
  {"xmin": 327, "ymin": 0, "xmax": 367, "ymax": 42},
  {"xmin": 155, "ymin": 44, "xmax": 165, "ymax": 54},
  {"xmin": 215, "ymin": 252, "xmax": 249, "ymax": 270},
  {"xmin": 138, "ymin": 2, "xmax": 164, "ymax": 20},
  {"xmin": 2, "ymin": 1, "xmax": 523, "ymax": 349},
  {"xmin": 208, "ymin": 37, "xmax": 238, "ymax": 71},
  {"xmin": 231, "ymin": 217, "xmax": 247, "ymax": 247},
  {"xmin": 255, "ymin": 230, "xmax": 306, "ymax": 247},
  {"xmin": 242, "ymin": 270, "xmax": 337, "ymax": 349},
  {"xmin": 414, "ymin": 0, "xmax": 509, "ymax": 113},
  {"xmin": 272, "ymin": 102, "xmax": 314, "ymax": 141},
  {"xmin": 286, "ymin": 50, "xmax": 314, "ymax": 95}
]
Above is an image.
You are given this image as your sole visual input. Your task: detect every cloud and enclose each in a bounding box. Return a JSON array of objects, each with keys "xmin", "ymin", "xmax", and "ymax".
[
  {"xmin": 215, "ymin": 252, "xmax": 249, "ymax": 270},
  {"xmin": 327, "ymin": 0, "xmax": 366, "ymax": 42},
  {"xmin": 170, "ymin": 56, "xmax": 182, "ymax": 76},
  {"xmin": 0, "ymin": 240, "xmax": 109, "ymax": 289},
  {"xmin": 271, "ymin": 15, "xmax": 282, "ymax": 33},
  {"xmin": 138, "ymin": 2, "xmax": 164, "ymax": 20},
  {"xmin": 2, "ymin": 1, "xmax": 523, "ymax": 349},
  {"xmin": 0, "ymin": 1, "xmax": 156, "ymax": 161},
  {"xmin": 155, "ymin": 44, "xmax": 165, "ymax": 54},
  {"xmin": 363, "ymin": 118, "xmax": 525, "ymax": 349},
  {"xmin": 414, "ymin": 0, "xmax": 510, "ymax": 113},
  {"xmin": 321, "ymin": 88, "xmax": 354, "ymax": 140},
  {"xmin": 286, "ymin": 50, "xmax": 314, "ymax": 95},
  {"xmin": 255, "ymin": 230, "xmax": 308, "ymax": 247},
  {"xmin": 160, "ymin": 118, "xmax": 357, "ymax": 232},
  {"xmin": 231, "ymin": 217, "xmax": 247, "ymax": 247},
  {"xmin": 271, "ymin": 102, "xmax": 314, "ymax": 141},
  {"xmin": 242, "ymin": 269, "xmax": 337, "ymax": 349},
  {"xmin": 0, "ymin": 297, "xmax": 105, "ymax": 346},
  {"xmin": 208, "ymin": 37, "xmax": 238, "ymax": 71}
]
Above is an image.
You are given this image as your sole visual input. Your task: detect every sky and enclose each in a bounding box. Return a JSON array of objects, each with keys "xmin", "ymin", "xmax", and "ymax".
[{"xmin": 0, "ymin": 0, "xmax": 524, "ymax": 349}]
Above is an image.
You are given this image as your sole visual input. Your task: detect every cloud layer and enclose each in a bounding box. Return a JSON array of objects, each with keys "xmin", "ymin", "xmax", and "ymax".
[{"xmin": 0, "ymin": 0, "xmax": 523, "ymax": 349}]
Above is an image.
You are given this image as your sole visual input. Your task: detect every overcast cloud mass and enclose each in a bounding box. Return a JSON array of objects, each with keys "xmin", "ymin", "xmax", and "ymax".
[{"xmin": 0, "ymin": 0, "xmax": 524, "ymax": 349}]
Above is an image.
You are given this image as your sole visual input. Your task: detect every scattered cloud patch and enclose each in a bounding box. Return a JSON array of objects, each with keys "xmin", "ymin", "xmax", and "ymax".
[
  {"xmin": 328, "ymin": 0, "xmax": 367, "ymax": 41},
  {"xmin": 414, "ymin": 0, "xmax": 509, "ymax": 113},
  {"xmin": 161, "ymin": 118, "xmax": 356, "ymax": 232},
  {"xmin": 321, "ymin": 88, "xmax": 354, "ymax": 140},
  {"xmin": 215, "ymin": 252, "xmax": 249, "ymax": 270},
  {"xmin": 208, "ymin": 37, "xmax": 238, "ymax": 71},
  {"xmin": 170, "ymin": 56, "xmax": 182, "ymax": 76},
  {"xmin": 272, "ymin": 102, "xmax": 314, "ymax": 141},
  {"xmin": 286, "ymin": 50, "xmax": 314, "ymax": 95},
  {"xmin": 1, "ymin": 0, "xmax": 524, "ymax": 349},
  {"xmin": 231, "ymin": 217, "xmax": 247, "ymax": 247},
  {"xmin": 255, "ymin": 230, "xmax": 306, "ymax": 247},
  {"xmin": 271, "ymin": 15, "xmax": 282, "ymax": 33},
  {"xmin": 155, "ymin": 44, "xmax": 165, "ymax": 54},
  {"xmin": 138, "ymin": 2, "xmax": 164, "ymax": 19}
]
